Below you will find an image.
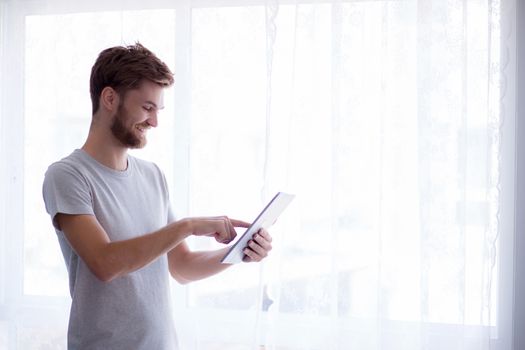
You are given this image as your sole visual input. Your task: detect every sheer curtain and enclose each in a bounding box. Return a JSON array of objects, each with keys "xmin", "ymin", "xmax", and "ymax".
[{"xmin": 0, "ymin": 0, "xmax": 519, "ymax": 349}]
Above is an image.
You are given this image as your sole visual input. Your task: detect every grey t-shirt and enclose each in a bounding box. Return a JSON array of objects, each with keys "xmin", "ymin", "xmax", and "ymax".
[{"xmin": 42, "ymin": 149, "xmax": 178, "ymax": 350}]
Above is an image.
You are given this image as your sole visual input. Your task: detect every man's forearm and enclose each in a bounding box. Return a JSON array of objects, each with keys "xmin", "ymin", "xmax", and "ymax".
[
  {"xmin": 172, "ymin": 247, "xmax": 233, "ymax": 283},
  {"xmin": 99, "ymin": 219, "xmax": 191, "ymax": 281}
]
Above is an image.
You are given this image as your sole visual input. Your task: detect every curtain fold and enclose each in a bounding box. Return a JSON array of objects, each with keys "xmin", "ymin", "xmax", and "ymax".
[{"xmin": 243, "ymin": 0, "xmax": 506, "ymax": 349}]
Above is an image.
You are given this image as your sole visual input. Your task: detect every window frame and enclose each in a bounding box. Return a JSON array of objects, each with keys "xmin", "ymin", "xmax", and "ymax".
[{"xmin": 512, "ymin": 0, "xmax": 525, "ymax": 349}]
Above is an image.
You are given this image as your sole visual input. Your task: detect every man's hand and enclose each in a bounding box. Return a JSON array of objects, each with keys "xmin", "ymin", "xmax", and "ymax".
[
  {"xmin": 187, "ymin": 216, "xmax": 250, "ymax": 244},
  {"xmin": 242, "ymin": 228, "xmax": 273, "ymax": 262},
  {"xmin": 167, "ymin": 222, "xmax": 273, "ymax": 283}
]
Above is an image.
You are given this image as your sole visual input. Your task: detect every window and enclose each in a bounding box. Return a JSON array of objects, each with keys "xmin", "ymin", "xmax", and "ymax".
[{"xmin": 23, "ymin": 8, "xmax": 176, "ymax": 297}]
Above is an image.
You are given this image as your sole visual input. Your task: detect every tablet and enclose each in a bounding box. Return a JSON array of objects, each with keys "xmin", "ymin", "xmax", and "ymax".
[{"xmin": 221, "ymin": 192, "xmax": 295, "ymax": 264}]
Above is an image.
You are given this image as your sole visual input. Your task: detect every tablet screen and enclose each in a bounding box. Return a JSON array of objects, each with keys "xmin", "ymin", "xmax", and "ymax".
[{"xmin": 220, "ymin": 192, "xmax": 295, "ymax": 264}]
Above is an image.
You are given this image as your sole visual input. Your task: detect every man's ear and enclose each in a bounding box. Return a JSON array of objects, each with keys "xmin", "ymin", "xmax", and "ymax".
[{"xmin": 100, "ymin": 87, "xmax": 120, "ymax": 112}]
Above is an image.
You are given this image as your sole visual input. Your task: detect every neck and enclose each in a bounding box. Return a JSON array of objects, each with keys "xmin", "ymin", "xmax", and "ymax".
[{"xmin": 81, "ymin": 121, "xmax": 129, "ymax": 171}]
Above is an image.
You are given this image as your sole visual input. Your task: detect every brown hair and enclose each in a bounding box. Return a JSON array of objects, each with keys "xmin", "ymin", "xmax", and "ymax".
[{"xmin": 89, "ymin": 42, "xmax": 174, "ymax": 115}]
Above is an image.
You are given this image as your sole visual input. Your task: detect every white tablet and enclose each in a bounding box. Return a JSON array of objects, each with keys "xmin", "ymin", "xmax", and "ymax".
[{"xmin": 221, "ymin": 192, "xmax": 295, "ymax": 264}]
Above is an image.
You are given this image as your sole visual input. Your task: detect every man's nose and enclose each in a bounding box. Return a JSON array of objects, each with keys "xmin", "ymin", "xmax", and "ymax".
[{"xmin": 148, "ymin": 113, "xmax": 158, "ymax": 128}]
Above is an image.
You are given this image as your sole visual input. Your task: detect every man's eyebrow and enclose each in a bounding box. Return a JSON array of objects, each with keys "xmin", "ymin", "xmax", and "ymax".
[{"xmin": 144, "ymin": 101, "xmax": 165, "ymax": 109}]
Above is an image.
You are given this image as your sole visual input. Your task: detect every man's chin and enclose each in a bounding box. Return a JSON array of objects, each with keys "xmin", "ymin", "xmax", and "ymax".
[
  {"xmin": 128, "ymin": 139, "xmax": 147, "ymax": 149},
  {"xmin": 117, "ymin": 132, "xmax": 147, "ymax": 149},
  {"xmin": 115, "ymin": 138, "xmax": 145, "ymax": 149},
  {"xmin": 127, "ymin": 143, "xmax": 146, "ymax": 149}
]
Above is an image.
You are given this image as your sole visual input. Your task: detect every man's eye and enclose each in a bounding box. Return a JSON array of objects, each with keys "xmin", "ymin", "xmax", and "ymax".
[{"xmin": 143, "ymin": 106, "xmax": 153, "ymax": 112}]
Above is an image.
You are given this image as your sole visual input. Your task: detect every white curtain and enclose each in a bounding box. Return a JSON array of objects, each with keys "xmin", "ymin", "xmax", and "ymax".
[{"xmin": 0, "ymin": 0, "xmax": 519, "ymax": 349}]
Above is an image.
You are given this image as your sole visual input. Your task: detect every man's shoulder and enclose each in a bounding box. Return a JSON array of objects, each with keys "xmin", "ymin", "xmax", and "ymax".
[
  {"xmin": 130, "ymin": 155, "xmax": 164, "ymax": 177},
  {"xmin": 45, "ymin": 150, "xmax": 86, "ymax": 176},
  {"xmin": 42, "ymin": 151, "xmax": 91, "ymax": 206}
]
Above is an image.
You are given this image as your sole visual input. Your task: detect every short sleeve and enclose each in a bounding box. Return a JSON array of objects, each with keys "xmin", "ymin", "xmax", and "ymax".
[
  {"xmin": 42, "ymin": 162, "xmax": 95, "ymax": 231},
  {"xmin": 151, "ymin": 161, "xmax": 177, "ymax": 224}
]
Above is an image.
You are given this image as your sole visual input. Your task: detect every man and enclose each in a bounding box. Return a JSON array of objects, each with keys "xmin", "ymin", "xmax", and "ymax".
[{"xmin": 42, "ymin": 43, "xmax": 273, "ymax": 349}]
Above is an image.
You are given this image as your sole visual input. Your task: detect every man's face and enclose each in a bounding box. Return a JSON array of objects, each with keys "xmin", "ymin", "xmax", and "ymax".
[{"xmin": 110, "ymin": 81, "xmax": 165, "ymax": 149}]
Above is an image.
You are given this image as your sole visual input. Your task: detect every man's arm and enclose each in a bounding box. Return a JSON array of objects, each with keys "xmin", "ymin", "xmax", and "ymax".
[
  {"xmin": 167, "ymin": 228, "xmax": 273, "ymax": 284},
  {"xmin": 56, "ymin": 213, "xmax": 246, "ymax": 282}
]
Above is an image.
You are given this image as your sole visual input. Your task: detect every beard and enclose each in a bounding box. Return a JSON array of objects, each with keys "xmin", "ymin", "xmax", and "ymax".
[{"xmin": 110, "ymin": 104, "xmax": 147, "ymax": 149}]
